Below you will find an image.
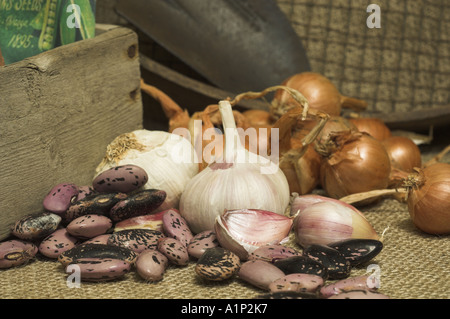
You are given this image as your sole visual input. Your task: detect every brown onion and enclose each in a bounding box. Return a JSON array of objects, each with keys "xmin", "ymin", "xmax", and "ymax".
[
  {"xmin": 280, "ymin": 144, "xmax": 322, "ymax": 195},
  {"xmin": 349, "ymin": 117, "xmax": 391, "ymax": 141},
  {"xmin": 271, "ymin": 72, "xmax": 367, "ymax": 117},
  {"xmin": 382, "ymin": 136, "xmax": 422, "ymax": 173},
  {"xmin": 405, "ymin": 163, "xmax": 450, "ymax": 234},
  {"xmin": 318, "ymin": 131, "xmax": 391, "ymax": 199}
]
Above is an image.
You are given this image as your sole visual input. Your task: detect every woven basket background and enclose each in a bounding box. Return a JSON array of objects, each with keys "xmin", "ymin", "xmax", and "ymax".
[{"xmin": 276, "ymin": 0, "xmax": 450, "ymax": 115}]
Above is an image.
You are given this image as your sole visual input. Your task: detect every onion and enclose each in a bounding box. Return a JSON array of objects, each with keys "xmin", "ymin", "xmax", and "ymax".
[
  {"xmin": 349, "ymin": 117, "xmax": 391, "ymax": 141},
  {"xmin": 278, "ymin": 116, "xmax": 353, "ymax": 194},
  {"xmin": 382, "ymin": 136, "xmax": 422, "ymax": 172},
  {"xmin": 271, "ymin": 72, "xmax": 367, "ymax": 118},
  {"xmin": 242, "ymin": 109, "xmax": 275, "ymax": 127},
  {"xmin": 315, "ymin": 116, "xmax": 357, "ymax": 145},
  {"xmin": 269, "ymin": 106, "xmax": 329, "ymax": 195},
  {"xmin": 405, "ymin": 163, "xmax": 450, "ymax": 235},
  {"xmin": 280, "ymin": 145, "xmax": 322, "ymax": 195},
  {"xmin": 318, "ymin": 131, "xmax": 391, "ymax": 199}
]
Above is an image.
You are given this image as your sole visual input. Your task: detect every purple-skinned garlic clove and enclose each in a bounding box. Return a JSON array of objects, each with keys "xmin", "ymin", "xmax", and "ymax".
[{"xmin": 214, "ymin": 209, "xmax": 293, "ymax": 260}]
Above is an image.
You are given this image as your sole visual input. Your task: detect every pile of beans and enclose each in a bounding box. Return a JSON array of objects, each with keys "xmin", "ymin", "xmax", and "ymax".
[{"xmin": 0, "ymin": 164, "xmax": 389, "ymax": 299}]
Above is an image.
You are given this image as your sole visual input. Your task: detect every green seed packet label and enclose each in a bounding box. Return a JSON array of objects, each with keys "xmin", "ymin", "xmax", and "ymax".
[{"xmin": 0, "ymin": 0, "xmax": 96, "ymax": 65}]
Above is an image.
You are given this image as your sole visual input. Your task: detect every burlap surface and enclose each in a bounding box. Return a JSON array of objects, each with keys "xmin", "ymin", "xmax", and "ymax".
[
  {"xmin": 1, "ymin": 147, "xmax": 449, "ymax": 300},
  {"xmin": 0, "ymin": 195, "xmax": 448, "ymax": 299},
  {"xmin": 276, "ymin": 0, "xmax": 450, "ymax": 114}
]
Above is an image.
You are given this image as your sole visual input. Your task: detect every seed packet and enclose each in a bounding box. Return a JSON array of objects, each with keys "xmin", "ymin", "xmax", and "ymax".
[{"xmin": 0, "ymin": 0, "xmax": 96, "ymax": 65}]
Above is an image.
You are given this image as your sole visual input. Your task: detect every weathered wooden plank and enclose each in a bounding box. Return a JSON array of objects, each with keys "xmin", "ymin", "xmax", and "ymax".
[{"xmin": 0, "ymin": 26, "xmax": 143, "ymax": 240}]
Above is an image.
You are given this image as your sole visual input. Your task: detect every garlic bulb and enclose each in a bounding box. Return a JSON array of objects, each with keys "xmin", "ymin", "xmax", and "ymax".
[
  {"xmin": 179, "ymin": 100, "xmax": 290, "ymax": 234},
  {"xmin": 95, "ymin": 129, "xmax": 199, "ymax": 211}
]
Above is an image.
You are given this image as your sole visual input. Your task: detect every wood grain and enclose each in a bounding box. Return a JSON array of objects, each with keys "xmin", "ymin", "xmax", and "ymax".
[{"xmin": 0, "ymin": 26, "xmax": 143, "ymax": 240}]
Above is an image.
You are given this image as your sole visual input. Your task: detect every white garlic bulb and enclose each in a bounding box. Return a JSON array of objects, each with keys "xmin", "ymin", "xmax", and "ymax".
[
  {"xmin": 179, "ymin": 100, "xmax": 290, "ymax": 234},
  {"xmin": 95, "ymin": 129, "xmax": 199, "ymax": 211}
]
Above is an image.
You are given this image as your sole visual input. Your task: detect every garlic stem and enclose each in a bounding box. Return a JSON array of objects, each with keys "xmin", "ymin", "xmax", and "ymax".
[{"xmin": 218, "ymin": 100, "xmax": 242, "ymax": 163}]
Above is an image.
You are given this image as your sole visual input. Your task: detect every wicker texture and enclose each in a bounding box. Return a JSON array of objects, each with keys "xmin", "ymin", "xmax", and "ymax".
[{"xmin": 276, "ymin": 0, "xmax": 450, "ymax": 115}]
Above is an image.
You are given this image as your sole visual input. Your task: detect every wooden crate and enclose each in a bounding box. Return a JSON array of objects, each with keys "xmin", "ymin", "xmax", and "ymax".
[{"xmin": 0, "ymin": 25, "xmax": 143, "ymax": 240}]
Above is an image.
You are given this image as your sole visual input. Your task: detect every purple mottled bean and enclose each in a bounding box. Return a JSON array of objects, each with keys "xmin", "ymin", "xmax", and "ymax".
[
  {"xmin": 135, "ymin": 250, "xmax": 169, "ymax": 282},
  {"xmin": 269, "ymin": 273, "xmax": 324, "ymax": 293},
  {"xmin": 66, "ymin": 214, "xmax": 113, "ymax": 239},
  {"xmin": 238, "ymin": 260, "xmax": 285, "ymax": 290},
  {"xmin": 93, "ymin": 165, "xmax": 148, "ymax": 194},
  {"xmin": 157, "ymin": 237, "xmax": 189, "ymax": 266},
  {"xmin": 43, "ymin": 183, "xmax": 79, "ymax": 214},
  {"xmin": 273, "ymin": 256, "xmax": 329, "ymax": 280},
  {"xmin": 83, "ymin": 234, "xmax": 111, "ymax": 245},
  {"xmin": 39, "ymin": 228, "xmax": 81, "ymax": 259},
  {"xmin": 12, "ymin": 212, "xmax": 61, "ymax": 240},
  {"xmin": 249, "ymin": 244, "xmax": 300, "ymax": 263},
  {"xmin": 320, "ymin": 275, "xmax": 378, "ymax": 298},
  {"xmin": 109, "ymin": 189, "xmax": 166, "ymax": 222},
  {"xmin": 66, "ymin": 258, "xmax": 131, "ymax": 282},
  {"xmin": 195, "ymin": 247, "xmax": 240, "ymax": 281},
  {"xmin": 162, "ymin": 209, "xmax": 193, "ymax": 247},
  {"xmin": 328, "ymin": 290, "xmax": 389, "ymax": 299},
  {"xmin": 329, "ymin": 239, "xmax": 383, "ymax": 266},
  {"xmin": 303, "ymin": 244, "xmax": 351, "ymax": 279},
  {"xmin": 108, "ymin": 229, "xmax": 165, "ymax": 253},
  {"xmin": 0, "ymin": 240, "xmax": 38, "ymax": 269},
  {"xmin": 188, "ymin": 230, "xmax": 219, "ymax": 259},
  {"xmin": 64, "ymin": 192, "xmax": 127, "ymax": 223},
  {"xmin": 76, "ymin": 186, "xmax": 97, "ymax": 201},
  {"xmin": 58, "ymin": 243, "xmax": 138, "ymax": 267}
]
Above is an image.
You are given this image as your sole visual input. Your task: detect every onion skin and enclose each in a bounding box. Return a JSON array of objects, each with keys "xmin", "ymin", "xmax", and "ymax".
[
  {"xmin": 315, "ymin": 116, "xmax": 357, "ymax": 145},
  {"xmin": 319, "ymin": 131, "xmax": 391, "ymax": 199},
  {"xmin": 406, "ymin": 163, "xmax": 450, "ymax": 235},
  {"xmin": 349, "ymin": 118, "xmax": 391, "ymax": 141}
]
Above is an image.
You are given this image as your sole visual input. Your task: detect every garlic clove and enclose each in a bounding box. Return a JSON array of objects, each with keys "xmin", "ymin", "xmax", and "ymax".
[
  {"xmin": 293, "ymin": 200, "xmax": 379, "ymax": 248},
  {"xmin": 214, "ymin": 216, "xmax": 249, "ymax": 261},
  {"xmin": 214, "ymin": 209, "xmax": 293, "ymax": 260},
  {"xmin": 290, "ymin": 193, "xmax": 370, "ymax": 218}
]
